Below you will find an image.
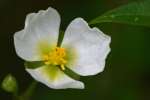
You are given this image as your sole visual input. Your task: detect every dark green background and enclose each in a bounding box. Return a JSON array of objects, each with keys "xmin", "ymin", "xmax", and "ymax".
[{"xmin": 0, "ymin": 0, "xmax": 150, "ymax": 100}]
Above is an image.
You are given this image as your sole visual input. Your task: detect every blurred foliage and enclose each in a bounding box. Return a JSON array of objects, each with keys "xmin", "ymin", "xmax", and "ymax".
[
  {"xmin": 90, "ymin": 0, "xmax": 150, "ymax": 27},
  {"xmin": 0, "ymin": 0, "xmax": 150, "ymax": 100},
  {"xmin": 1, "ymin": 74, "xmax": 18, "ymax": 93}
]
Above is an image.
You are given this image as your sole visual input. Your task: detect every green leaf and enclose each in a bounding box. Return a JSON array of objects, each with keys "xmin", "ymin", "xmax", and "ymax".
[
  {"xmin": 61, "ymin": 66, "xmax": 80, "ymax": 80},
  {"xmin": 90, "ymin": 0, "xmax": 150, "ymax": 27},
  {"xmin": 1, "ymin": 74, "xmax": 18, "ymax": 93},
  {"xmin": 24, "ymin": 61, "xmax": 45, "ymax": 69}
]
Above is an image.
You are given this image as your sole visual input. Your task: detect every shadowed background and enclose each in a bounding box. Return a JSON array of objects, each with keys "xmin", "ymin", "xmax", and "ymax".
[{"xmin": 0, "ymin": 0, "xmax": 150, "ymax": 100}]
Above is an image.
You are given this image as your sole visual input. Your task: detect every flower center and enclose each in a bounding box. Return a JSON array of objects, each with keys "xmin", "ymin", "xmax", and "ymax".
[{"xmin": 43, "ymin": 47, "xmax": 67, "ymax": 70}]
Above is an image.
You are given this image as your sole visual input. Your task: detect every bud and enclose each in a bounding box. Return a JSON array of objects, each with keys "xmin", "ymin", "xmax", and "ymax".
[{"xmin": 1, "ymin": 74, "xmax": 18, "ymax": 93}]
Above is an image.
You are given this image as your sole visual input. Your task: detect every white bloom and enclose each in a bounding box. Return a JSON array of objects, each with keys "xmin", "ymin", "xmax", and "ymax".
[{"xmin": 14, "ymin": 7, "xmax": 111, "ymax": 89}]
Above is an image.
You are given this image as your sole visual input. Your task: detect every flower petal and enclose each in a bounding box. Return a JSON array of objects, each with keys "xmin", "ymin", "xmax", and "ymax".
[
  {"xmin": 62, "ymin": 18, "xmax": 111, "ymax": 76},
  {"xmin": 14, "ymin": 7, "xmax": 60, "ymax": 61},
  {"xmin": 26, "ymin": 66, "xmax": 84, "ymax": 89}
]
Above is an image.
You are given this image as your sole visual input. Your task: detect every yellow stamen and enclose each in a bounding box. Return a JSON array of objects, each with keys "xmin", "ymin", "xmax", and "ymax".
[
  {"xmin": 43, "ymin": 47, "xmax": 67, "ymax": 70},
  {"xmin": 60, "ymin": 64, "xmax": 65, "ymax": 70},
  {"xmin": 43, "ymin": 55, "xmax": 49, "ymax": 60}
]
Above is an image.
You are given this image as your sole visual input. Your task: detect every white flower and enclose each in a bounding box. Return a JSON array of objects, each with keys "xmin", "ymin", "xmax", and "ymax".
[{"xmin": 14, "ymin": 7, "xmax": 111, "ymax": 89}]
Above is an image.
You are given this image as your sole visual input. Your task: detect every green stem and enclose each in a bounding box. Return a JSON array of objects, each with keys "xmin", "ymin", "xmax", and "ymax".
[{"xmin": 20, "ymin": 81, "xmax": 38, "ymax": 100}]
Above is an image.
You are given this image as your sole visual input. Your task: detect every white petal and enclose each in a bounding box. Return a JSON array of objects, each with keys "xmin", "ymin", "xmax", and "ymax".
[
  {"xmin": 26, "ymin": 66, "xmax": 84, "ymax": 89},
  {"xmin": 14, "ymin": 7, "xmax": 60, "ymax": 61},
  {"xmin": 62, "ymin": 18, "xmax": 111, "ymax": 76}
]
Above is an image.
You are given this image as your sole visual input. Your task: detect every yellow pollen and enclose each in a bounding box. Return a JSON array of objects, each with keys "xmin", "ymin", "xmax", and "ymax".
[{"xmin": 43, "ymin": 47, "xmax": 67, "ymax": 70}]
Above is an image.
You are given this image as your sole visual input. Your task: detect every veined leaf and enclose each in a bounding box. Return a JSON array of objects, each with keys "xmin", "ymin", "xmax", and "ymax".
[{"xmin": 90, "ymin": 0, "xmax": 150, "ymax": 27}]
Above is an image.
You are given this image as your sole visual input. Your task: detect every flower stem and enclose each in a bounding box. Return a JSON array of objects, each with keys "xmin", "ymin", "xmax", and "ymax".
[{"xmin": 20, "ymin": 81, "xmax": 38, "ymax": 100}]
